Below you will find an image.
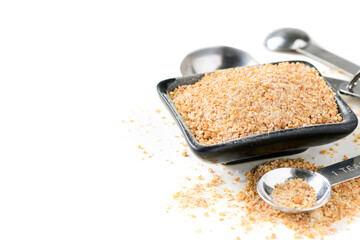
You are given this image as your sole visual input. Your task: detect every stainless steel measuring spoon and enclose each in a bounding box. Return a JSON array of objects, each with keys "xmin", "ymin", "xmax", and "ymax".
[
  {"xmin": 265, "ymin": 28, "xmax": 360, "ymax": 97},
  {"xmin": 257, "ymin": 155, "xmax": 360, "ymax": 213},
  {"xmin": 265, "ymin": 28, "xmax": 360, "ymax": 76},
  {"xmin": 180, "ymin": 46, "xmax": 258, "ymax": 76}
]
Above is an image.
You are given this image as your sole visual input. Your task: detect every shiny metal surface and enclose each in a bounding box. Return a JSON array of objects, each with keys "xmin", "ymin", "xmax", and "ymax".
[
  {"xmin": 257, "ymin": 155, "xmax": 360, "ymax": 213},
  {"xmin": 180, "ymin": 46, "xmax": 258, "ymax": 76},
  {"xmin": 346, "ymin": 71, "xmax": 360, "ymax": 95},
  {"xmin": 257, "ymin": 168, "xmax": 331, "ymax": 213},
  {"xmin": 264, "ymin": 28, "xmax": 310, "ymax": 51},
  {"xmin": 265, "ymin": 28, "xmax": 360, "ymax": 76},
  {"xmin": 324, "ymin": 76, "xmax": 360, "ymax": 98}
]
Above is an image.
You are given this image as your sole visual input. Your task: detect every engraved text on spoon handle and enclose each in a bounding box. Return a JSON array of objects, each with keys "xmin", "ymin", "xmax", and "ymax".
[{"xmin": 316, "ymin": 155, "xmax": 360, "ymax": 185}]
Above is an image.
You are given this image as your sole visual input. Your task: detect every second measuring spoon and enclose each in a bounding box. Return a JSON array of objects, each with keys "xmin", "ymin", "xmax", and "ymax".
[
  {"xmin": 264, "ymin": 28, "xmax": 360, "ymax": 76},
  {"xmin": 257, "ymin": 155, "xmax": 360, "ymax": 213}
]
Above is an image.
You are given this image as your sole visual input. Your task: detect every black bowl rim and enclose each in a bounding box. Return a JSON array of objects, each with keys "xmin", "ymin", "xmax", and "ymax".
[{"xmin": 157, "ymin": 60, "xmax": 358, "ymax": 154}]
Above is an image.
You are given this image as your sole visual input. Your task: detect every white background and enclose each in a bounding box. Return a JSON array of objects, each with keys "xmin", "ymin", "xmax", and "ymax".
[{"xmin": 1, "ymin": 0, "xmax": 360, "ymax": 239}]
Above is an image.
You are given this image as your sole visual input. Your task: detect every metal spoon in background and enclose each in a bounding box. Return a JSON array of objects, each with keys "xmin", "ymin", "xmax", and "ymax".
[
  {"xmin": 257, "ymin": 155, "xmax": 360, "ymax": 213},
  {"xmin": 264, "ymin": 28, "xmax": 360, "ymax": 76},
  {"xmin": 180, "ymin": 46, "xmax": 259, "ymax": 76}
]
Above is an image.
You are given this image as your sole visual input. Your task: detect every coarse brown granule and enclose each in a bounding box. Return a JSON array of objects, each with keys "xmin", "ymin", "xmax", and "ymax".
[
  {"xmin": 270, "ymin": 178, "xmax": 316, "ymax": 209},
  {"xmin": 237, "ymin": 158, "xmax": 360, "ymax": 238},
  {"xmin": 205, "ymin": 174, "xmax": 224, "ymax": 187},
  {"xmin": 336, "ymin": 69, "xmax": 345, "ymax": 74},
  {"xmin": 320, "ymin": 149, "xmax": 330, "ymax": 155},
  {"xmin": 170, "ymin": 62, "xmax": 342, "ymax": 145},
  {"xmin": 266, "ymin": 233, "xmax": 277, "ymax": 239},
  {"xmin": 182, "ymin": 149, "xmax": 188, "ymax": 157}
]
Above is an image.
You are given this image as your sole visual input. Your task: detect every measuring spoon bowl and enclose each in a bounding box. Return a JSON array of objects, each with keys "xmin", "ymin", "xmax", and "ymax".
[
  {"xmin": 264, "ymin": 28, "xmax": 310, "ymax": 51},
  {"xmin": 180, "ymin": 46, "xmax": 258, "ymax": 76},
  {"xmin": 257, "ymin": 155, "xmax": 360, "ymax": 213}
]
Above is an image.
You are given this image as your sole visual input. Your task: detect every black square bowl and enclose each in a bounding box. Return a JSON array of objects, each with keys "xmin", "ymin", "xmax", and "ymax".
[{"xmin": 157, "ymin": 61, "xmax": 358, "ymax": 164}]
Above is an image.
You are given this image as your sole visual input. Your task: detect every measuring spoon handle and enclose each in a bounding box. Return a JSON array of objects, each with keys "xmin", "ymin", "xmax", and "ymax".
[
  {"xmin": 298, "ymin": 44, "xmax": 360, "ymax": 76},
  {"xmin": 316, "ymin": 155, "xmax": 360, "ymax": 185}
]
